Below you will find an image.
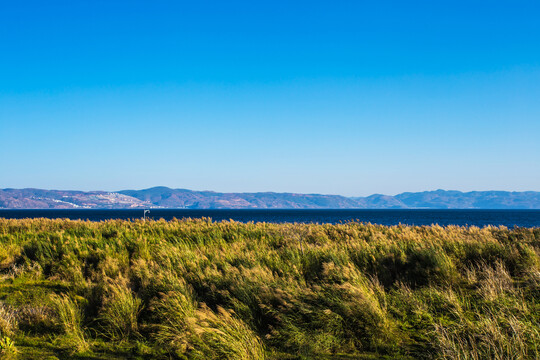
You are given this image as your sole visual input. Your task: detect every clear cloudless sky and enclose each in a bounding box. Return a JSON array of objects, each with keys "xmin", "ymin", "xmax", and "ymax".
[{"xmin": 1, "ymin": 1, "xmax": 539, "ymax": 196}]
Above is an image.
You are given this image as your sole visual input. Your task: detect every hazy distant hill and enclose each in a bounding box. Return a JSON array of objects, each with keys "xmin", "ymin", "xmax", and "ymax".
[
  {"xmin": 0, "ymin": 188, "xmax": 151, "ymax": 209},
  {"xmin": 1, "ymin": 187, "xmax": 540, "ymax": 209},
  {"xmin": 353, "ymin": 190, "xmax": 540, "ymax": 209},
  {"xmin": 119, "ymin": 187, "xmax": 361, "ymax": 209},
  {"xmin": 395, "ymin": 190, "xmax": 540, "ymax": 209}
]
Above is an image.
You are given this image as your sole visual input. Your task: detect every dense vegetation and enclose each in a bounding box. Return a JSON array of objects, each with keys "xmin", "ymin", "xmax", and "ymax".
[{"xmin": 0, "ymin": 218, "xmax": 539, "ymax": 359}]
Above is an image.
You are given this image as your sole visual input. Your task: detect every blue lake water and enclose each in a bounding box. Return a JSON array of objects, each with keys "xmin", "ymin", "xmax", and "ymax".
[{"xmin": 1, "ymin": 209, "xmax": 540, "ymax": 227}]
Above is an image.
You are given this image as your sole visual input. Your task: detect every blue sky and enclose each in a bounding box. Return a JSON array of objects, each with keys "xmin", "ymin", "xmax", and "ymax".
[{"xmin": 1, "ymin": 1, "xmax": 539, "ymax": 196}]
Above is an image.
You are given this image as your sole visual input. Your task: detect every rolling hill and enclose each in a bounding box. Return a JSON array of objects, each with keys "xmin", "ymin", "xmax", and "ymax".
[{"xmin": 1, "ymin": 187, "xmax": 539, "ymax": 209}]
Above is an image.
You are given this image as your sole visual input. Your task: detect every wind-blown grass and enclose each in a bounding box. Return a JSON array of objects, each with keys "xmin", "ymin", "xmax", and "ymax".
[{"xmin": 0, "ymin": 218, "xmax": 538, "ymax": 359}]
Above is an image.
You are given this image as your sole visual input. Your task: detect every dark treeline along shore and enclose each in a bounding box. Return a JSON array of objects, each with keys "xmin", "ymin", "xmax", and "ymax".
[{"xmin": 0, "ymin": 218, "xmax": 539, "ymax": 359}]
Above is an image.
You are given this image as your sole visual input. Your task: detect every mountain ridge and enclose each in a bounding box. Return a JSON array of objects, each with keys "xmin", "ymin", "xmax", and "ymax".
[{"xmin": 1, "ymin": 187, "xmax": 540, "ymax": 209}]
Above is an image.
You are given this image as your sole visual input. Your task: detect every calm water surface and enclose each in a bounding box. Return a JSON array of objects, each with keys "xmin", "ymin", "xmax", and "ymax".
[{"xmin": 1, "ymin": 209, "xmax": 540, "ymax": 227}]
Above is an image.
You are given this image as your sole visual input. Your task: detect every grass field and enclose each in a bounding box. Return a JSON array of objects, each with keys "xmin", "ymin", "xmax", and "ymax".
[{"xmin": 0, "ymin": 218, "xmax": 539, "ymax": 359}]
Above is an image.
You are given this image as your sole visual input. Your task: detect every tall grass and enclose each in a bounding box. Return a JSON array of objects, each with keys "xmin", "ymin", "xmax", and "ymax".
[
  {"xmin": 154, "ymin": 290, "xmax": 265, "ymax": 360},
  {"xmin": 50, "ymin": 293, "xmax": 89, "ymax": 353},
  {"xmin": 99, "ymin": 274, "xmax": 143, "ymax": 341},
  {"xmin": 0, "ymin": 303, "xmax": 17, "ymax": 337},
  {"xmin": 0, "ymin": 218, "xmax": 538, "ymax": 359}
]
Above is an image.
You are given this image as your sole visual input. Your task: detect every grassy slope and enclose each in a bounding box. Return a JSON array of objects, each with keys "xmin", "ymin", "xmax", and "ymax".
[{"xmin": 0, "ymin": 218, "xmax": 539, "ymax": 359}]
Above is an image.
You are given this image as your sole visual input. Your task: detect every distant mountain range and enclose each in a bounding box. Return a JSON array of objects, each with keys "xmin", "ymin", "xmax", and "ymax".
[{"xmin": 1, "ymin": 187, "xmax": 539, "ymax": 209}]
